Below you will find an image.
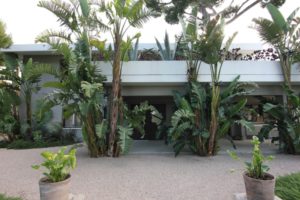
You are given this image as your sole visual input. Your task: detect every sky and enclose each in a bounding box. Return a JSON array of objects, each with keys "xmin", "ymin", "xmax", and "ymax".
[{"xmin": 0, "ymin": 0, "xmax": 298, "ymax": 45}]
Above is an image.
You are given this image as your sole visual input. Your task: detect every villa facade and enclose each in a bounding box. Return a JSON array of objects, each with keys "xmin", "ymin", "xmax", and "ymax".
[{"xmin": 1, "ymin": 44, "xmax": 300, "ymax": 140}]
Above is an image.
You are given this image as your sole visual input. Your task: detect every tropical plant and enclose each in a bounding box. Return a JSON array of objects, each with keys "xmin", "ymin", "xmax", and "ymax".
[
  {"xmin": 128, "ymin": 37, "xmax": 140, "ymax": 61},
  {"xmin": 145, "ymin": 0, "xmax": 285, "ymax": 25},
  {"xmin": 169, "ymin": 76, "xmax": 254, "ymax": 156},
  {"xmin": 0, "ymin": 54, "xmax": 52, "ymax": 139},
  {"xmin": 155, "ymin": 31, "xmax": 176, "ymax": 60},
  {"xmin": 115, "ymin": 101, "xmax": 162, "ymax": 155},
  {"xmin": 30, "ymin": 99, "xmax": 62, "ymax": 141},
  {"xmin": 37, "ymin": 0, "xmax": 107, "ymax": 157},
  {"xmin": 32, "ymin": 147, "xmax": 77, "ymax": 182},
  {"xmin": 253, "ymin": 3, "xmax": 300, "ymax": 89},
  {"xmin": 259, "ymin": 85, "xmax": 300, "ymax": 154},
  {"xmin": 0, "ymin": 20, "xmax": 12, "ymax": 48},
  {"xmin": 94, "ymin": 0, "xmax": 153, "ymax": 157},
  {"xmin": 228, "ymin": 136, "xmax": 274, "ymax": 180},
  {"xmin": 197, "ymin": 17, "xmax": 237, "ymax": 155}
]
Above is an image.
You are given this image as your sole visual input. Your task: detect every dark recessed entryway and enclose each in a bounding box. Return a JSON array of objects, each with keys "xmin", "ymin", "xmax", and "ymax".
[{"xmin": 123, "ymin": 96, "xmax": 174, "ymax": 140}]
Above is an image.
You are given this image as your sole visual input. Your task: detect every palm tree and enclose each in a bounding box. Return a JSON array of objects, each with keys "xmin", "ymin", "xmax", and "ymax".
[
  {"xmin": 94, "ymin": 0, "xmax": 153, "ymax": 157},
  {"xmin": 253, "ymin": 3, "xmax": 300, "ymax": 89},
  {"xmin": 0, "ymin": 20, "xmax": 12, "ymax": 49},
  {"xmin": 37, "ymin": 0, "xmax": 108, "ymax": 157}
]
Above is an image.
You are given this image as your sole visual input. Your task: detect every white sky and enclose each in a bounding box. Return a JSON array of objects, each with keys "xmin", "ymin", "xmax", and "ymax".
[{"xmin": 0, "ymin": 0, "xmax": 298, "ymax": 44}]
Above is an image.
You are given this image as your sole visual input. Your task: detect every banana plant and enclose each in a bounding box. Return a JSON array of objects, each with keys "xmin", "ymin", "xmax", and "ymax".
[
  {"xmin": 259, "ymin": 85, "xmax": 300, "ymax": 154},
  {"xmin": 253, "ymin": 3, "xmax": 300, "ymax": 89},
  {"xmin": 37, "ymin": 0, "xmax": 108, "ymax": 157},
  {"xmin": 169, "ymin": 76, "xmax": 255, "ymax": 156},
  {"xmin": 196, "ymin": 17, "xmax": 237, "ymax": 155},
  {"xmin": 115, "ymin": 101, "xmax": 162, "ymax": 156},
  {"xmin": 169, "ymin": 82, "xmax": 210, "ymax": 156},
  {"xmin": 94, "ymin": 0, "xmax": 153, "ymax": 157}
]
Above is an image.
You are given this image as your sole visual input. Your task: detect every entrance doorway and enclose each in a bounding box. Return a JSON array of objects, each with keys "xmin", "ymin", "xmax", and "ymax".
[{"xmin": 123, "ymin": 96, "xmax": 173, "ymax": 140}]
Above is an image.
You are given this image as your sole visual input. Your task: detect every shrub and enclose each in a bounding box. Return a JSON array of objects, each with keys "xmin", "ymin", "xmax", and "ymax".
[
  {"xmin": 32, "ymin": 147, "xmax": 77, "ymax": 182},
  {"xmin": 6, "ymin": 139, "xmax": 75, "ymax": 149}
]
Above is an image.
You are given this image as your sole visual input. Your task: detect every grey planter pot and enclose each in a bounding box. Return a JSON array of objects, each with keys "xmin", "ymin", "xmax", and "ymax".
[
  {"xmin": 39, "ymin": 175, "xmax": 71, "ymax": 200},
  {"xmin": 243, "ymin": 172, "xmax": 275, "ymax": 200}
]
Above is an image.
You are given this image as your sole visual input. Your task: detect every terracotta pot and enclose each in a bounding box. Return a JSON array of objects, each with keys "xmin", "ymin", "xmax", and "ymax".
[
  {"xmin": 243, "ymin": 172, "xmax": 275, "ymax": 200},
  {"xmin": 39, "ymin": 175, "xmax": 71, "ymax": 200}
]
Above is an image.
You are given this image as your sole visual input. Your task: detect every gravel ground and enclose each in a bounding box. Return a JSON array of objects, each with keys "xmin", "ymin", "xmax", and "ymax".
[{"xmin": 0, "ymin": 140, "xmax": 299, "ymax": 200}]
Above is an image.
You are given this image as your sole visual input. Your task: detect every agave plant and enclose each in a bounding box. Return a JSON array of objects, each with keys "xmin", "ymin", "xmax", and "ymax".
[
  {"xmin": 93, "ymin": 0, "xmax": 153, "ymax": 157},
  {"xmin": 253, "ymin": 3, "xmax": 300, "ymax": 89},
  {"xmin": 37, "ymin": 0, "xmax": 108, "ymax": 157},
  {"xmin": 155, "ymin": 31, "xmax": 176, "ymax": 60},
  {"xmin": 128, "ymin": 37, "xmax": 140, "ymax": 61}
]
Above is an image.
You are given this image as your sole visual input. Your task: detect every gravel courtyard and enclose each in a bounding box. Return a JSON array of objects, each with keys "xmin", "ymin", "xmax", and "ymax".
[{"xmin": 0, "ymin": 140, "xmax": 299, "ymax": 200}]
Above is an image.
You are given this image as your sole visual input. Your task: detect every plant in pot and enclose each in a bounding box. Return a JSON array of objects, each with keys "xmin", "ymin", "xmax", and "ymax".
[
  {"xmin": 228, "ymin": 136, "xmax": 275, "ymax": 200},
  {"xmin": 32, "ymin": 147, "xmax": 76, "ymax": 200}
]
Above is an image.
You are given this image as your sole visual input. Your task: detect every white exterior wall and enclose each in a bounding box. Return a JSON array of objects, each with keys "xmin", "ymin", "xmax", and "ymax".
[
  {"xmin": 98, "ymin": 61, "xmax": 300, "ymax": 96},
  {"xmin": 99, "ymin": 61, "xmax": 300, "ymax": 84}
]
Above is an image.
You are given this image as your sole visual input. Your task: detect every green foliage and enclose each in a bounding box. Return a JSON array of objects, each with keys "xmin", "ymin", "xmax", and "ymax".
[
  {"xmin": 169, "ymin": 76, "xmax": 254, "ymax": 156},
  {"xmin": 276, "ymin": 172, "xmax": 300, "ymax": 200},
  {"xmin": 228, "ymin": 136, "xmax": 274, "ymax": 180},
  {"xmin": 4, "ymin": 139, "xmax": 75, "ymax": 150},
  {"xmin": 0, "ymin": 20, "xmax": 12, "ymax": 49},
  {"xmin": 32, "ymin": 147, "xmax": 77, "ymax": 182},
  {"xmin": 123, "ymin": 101, "xmax": 162, "ymax": 137},
  {"xmin": 117, "ymin": 125, "xmax": 134, "ymax": 154},
  {"xmin": 38, "ymin": 0, "xmax": 107, "ymax": 157},
  {"xmin": 0, "ymin": 194, "xmax": 22, "ymax": 200},
  {"xmin": 117, "ymin": 101, "xmax": 163, "ymax": 154},
  {"xmin": 259, "ymin": 85, "xmax": 300, "ymax": 154},
  {"xmin": 128, "ymin": 37, "xmax": 140, "ymax": 61},
  {"xmin": 155, "ymin": 31, "xmax": 176, "ymax": 60},
  {"xmin": 253, "ymin": 4, "xmax": 300, "ymax": 87},
  {"xmin": 145, "ymin": 0, "xmax": 285, "ymax": 25}
]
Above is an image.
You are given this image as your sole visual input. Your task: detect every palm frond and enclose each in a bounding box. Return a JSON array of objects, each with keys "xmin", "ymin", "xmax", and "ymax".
[
  {"xmin": 38, "ymin": 0, "xmax": 79, "ymax": 32},
  {"xmin": 253, "ymin": 18, "xmax": 284, "ymax": 47},
  {"xmin": 35, "ymin": 29, "xmax": 73, "ymax": 44}
]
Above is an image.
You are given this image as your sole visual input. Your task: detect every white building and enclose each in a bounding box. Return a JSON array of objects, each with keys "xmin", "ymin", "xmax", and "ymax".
[{"xmin": 1, "ymin": 44, "xmax": 300, "ymax": 140}]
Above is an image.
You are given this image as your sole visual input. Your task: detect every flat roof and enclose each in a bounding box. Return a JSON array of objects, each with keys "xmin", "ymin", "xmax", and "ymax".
[{"xmin": 0, "ymin": 43, "xmax": 268, "ymax": 55}]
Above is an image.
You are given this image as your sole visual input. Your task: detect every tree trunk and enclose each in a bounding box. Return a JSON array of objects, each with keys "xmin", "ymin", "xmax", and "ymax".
[
  {"xmin": 83, "ymin": 113, "xmax": 102, "ymax": 157},
  {"xmin": 25, "ymin": 93, "xmax": 32, "ymax": 140},
  {"xmin": 208, "ymin": 84, "xmax": 220, "ymax": 156},
  {"xmin": 109, "ymin": 34, "xmax": 122, "ymax": 157}
]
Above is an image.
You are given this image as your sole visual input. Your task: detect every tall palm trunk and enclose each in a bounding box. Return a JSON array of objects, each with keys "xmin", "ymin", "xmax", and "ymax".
[{"xmin": 109, "ymin": 33, "xmax": 122, "ymax": 157}]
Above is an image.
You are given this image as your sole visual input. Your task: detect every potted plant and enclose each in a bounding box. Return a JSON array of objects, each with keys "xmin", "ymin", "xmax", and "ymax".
[
  {"xmin": 228, "ymin": 136, "xmax": 275, "ymax": 200},
  {"xmin": 32, "ymin": 147, "xmax": 77, "ymax": 200}
]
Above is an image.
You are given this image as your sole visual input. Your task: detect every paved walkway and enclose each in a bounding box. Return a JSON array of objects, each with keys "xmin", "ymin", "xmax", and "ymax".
[{"xmin": 0, "ymin": 140, "xmax": 299, "ymax": 200}]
